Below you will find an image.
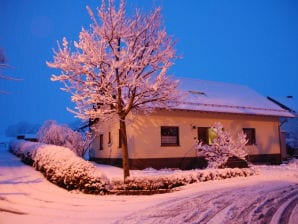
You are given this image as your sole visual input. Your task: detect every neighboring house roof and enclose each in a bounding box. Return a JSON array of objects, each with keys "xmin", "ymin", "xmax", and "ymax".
[
  {"xmin": 176, "ymin": 78, "xmax": 294, "ymax": 118},
  {"xmin": 267, "ymin": 96, "xmax": 298, "ymax": 116}
]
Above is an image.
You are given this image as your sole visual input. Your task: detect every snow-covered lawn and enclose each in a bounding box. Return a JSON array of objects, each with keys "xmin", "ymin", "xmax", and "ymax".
[{"xmin": 0, "ymin": 144, "xmax": 297, "ymax": 224}]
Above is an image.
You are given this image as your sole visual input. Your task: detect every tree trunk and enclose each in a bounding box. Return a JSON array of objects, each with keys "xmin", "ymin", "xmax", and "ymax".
[{"xmin": 119, "ymin": 117, "xmax": 130, "ymax": 180}]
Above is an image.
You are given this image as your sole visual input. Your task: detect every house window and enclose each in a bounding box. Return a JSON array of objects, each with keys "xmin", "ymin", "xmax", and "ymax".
[
  {"xmin": 197, "ymin": 127, "xmax": 217, "ymax": 145},
  {"xmin": 161, "ymin": 126, "xmax": 179, "ymax": 146},
  {"xmin": 108, "ymin": 131, "xmax": 111, "ymax": 144},
  {"xmin": 99, "ymin": 134, "xmax": 104, "ymax": 150},
  {"xmin": 118, "ymin": 129, "xmax": 122, "ymax": 148},
  {"xmin": 243, "ymin": 128, "xmax": 256, "ymax": 145}
]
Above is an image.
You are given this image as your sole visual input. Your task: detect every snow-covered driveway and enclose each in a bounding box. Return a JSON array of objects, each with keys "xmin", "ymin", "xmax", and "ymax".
[{"xmin": 0, "ymin": 145, "xmax": 297, "ymax": 224}]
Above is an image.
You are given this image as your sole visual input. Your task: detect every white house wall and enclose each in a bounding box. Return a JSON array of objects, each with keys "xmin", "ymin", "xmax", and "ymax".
[{"xmin": 91, "ymin": 109, "xmax": 282, "ymax": 161}]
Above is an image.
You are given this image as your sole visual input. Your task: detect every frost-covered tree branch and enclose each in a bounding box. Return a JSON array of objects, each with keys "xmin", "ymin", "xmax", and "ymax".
[
  {"xmin": 196, "ymin": 122, "xmax": 248, "ymax": 169},
  {"xmin": 47, "ymin": 0, "xmax": 182, "ymax": 180},
  {"xmin": 37, "ymin": 120, "xmax": 90, "ymax": 157},
  {"xmin": 0, "ymin": 48, "xmax": 21, "ymax": 94}
]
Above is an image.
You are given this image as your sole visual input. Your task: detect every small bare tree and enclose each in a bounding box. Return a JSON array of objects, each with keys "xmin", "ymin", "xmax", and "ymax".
[
  {"xmin": 47, "ymin": 0, "xmax": 181, "ymax": 180},
  {"xmin": 0, "ymin": 49, "xmax": 6, "ymax": 69},
  {"xmin": 0, "ymin": 48, "xmax": 21, "ymax": 94},
  {"xmin": 196, "ymin": 122, "xmax": 248, "ymax": 169}
]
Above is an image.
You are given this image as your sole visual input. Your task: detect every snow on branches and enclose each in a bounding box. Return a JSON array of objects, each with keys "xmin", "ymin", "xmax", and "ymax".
[
  {"xmin": 0, "ymin": 48, "xmax": 21, "ymax": 94},
  {"xmin": 47, "ymin": 0, "xmax": 182, "ymax": 179},
  {"xmin": 37, "ymin": 120, "xmax": 87, "ymax": 157},
  {"xmin": 196, "ymin": 122, "xmax": 248, "ymax": 169},
  {"xmin": 47, "ymin": 0, "xmax": 181, "ymax": 122}
]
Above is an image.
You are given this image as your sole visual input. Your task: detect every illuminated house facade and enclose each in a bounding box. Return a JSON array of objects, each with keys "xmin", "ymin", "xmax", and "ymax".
[{"xmin": 89, "ymin": 79, "xmax": 294, "ymax": 169}]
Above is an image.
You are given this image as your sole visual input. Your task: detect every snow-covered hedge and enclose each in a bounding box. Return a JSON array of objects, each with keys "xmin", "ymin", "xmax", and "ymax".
[
  {"xmin": 9, "ymin": 140, "xmax": 257, "ymax": 195},
  {"xmin": 9, "ymin": 139, "xmax": 43, "ymax": 165},
  {"xmin": 112, "ymin": 168, "xmax": 257, "ymax": 194},
  {"xmin": 9, "ymin": 140, "xmax": 110, "ymax": 194}
]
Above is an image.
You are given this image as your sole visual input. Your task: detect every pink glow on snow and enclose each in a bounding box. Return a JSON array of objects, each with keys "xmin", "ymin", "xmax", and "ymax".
[{"xmin": 0, "ymin": 142, "xmax": 297, "ymax": 223}]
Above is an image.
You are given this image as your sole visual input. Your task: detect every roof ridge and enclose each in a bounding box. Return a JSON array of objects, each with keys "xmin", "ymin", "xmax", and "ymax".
[
  {"xmin": 182, "ymin": 101, "xmax": 289, "ymax": 113},
  {"xmin": 177, "ymin": 77, "xmax": 250, "ymax": 88}
]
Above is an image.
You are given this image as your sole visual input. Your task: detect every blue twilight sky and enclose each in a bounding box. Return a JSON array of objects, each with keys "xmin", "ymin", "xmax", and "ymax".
[{"xmin": 1, "ymin": 0, "xmax": 298, "ymax": 135}]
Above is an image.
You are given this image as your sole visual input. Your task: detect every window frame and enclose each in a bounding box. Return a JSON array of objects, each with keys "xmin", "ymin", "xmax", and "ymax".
[{"xmin": 160, "ymin": 126, "xmax": 180, "ymax": 147}]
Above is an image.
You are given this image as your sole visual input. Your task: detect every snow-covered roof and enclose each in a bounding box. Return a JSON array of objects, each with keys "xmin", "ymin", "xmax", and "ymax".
[
  {"xmin": 267, "ymin": 96, "xmax": 298, "ymax": 116},
  {"xmin": 176, "ymin": 78, "xmax": 294, "ymax": 118}
]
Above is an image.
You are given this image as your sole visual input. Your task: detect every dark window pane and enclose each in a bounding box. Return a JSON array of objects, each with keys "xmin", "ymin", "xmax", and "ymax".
[
  {"xmin": 99, "ymin": 134, "xmax": 103, "ymax": 150},
  {"xmin": 243, "ymin": 128, "xmax": 256, "ymax": 145},
  {"xmin": 197, "ymin": 127, "xmax": 209, "ymax": 145},
  {"xmin": 118, "ymin": 129, "xmax": 122, "ymax": 148},
  {"xmin": 108, "ymin": 131, "xmax": 111, "ymax": 144}
]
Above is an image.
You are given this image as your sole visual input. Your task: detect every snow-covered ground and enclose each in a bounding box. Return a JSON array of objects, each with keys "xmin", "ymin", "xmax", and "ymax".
[{"xmin": 0, "ymin": 144, "xmax": 297, "ymax": 224}]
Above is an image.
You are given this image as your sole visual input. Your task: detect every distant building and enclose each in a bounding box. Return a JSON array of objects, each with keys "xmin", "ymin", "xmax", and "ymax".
[
  {"xmin": 16, "ymin": 134, "xmax": 38, "ymax": 142},
  {"xmin": 90, "ymin": 79, "xmax": 294, "ymax": 169},
  {"xmin": 268, "ymin": 96, "xmax": 298, "ymax": 156}
]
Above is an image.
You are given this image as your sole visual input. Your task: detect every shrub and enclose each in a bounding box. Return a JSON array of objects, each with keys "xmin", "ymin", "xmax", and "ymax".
[
  {"xmin": 37, "ymin": 120, "xmax": 86, "ymax": 157},
  {"xmin": 111, "ymin": 168, "xmax": 256, "ymax": 194},
  {"xmin": 9, "ymin": 140, "xmax": 111, "ymax": 194},
  {"xmin": 9, "ymin": 140, "xmax": 257, "ymax": 195},
  {"xmin": 9, "ymin": 139, "xmax": 43, "ymax": 165},
  {"xmin": 34, "ymin": 146, "xmax": 111, "ymax": 194},
  {"xmin": 196, "ymin": 122, "xmax": 248, "ymax": 169}
]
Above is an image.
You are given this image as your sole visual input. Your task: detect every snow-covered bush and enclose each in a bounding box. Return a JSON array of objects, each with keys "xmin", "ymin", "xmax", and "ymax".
[
  {"xmin": 112, "ymin": 168, "xmax": 256, "ymax": 194},
  {"xmin": 9, "ymin": 140, "xmax": 257, "ymax": 195},
  {"xmin": 9, "ymin": 139, "xmax": 29, "ymax": 156},
  {"xmin": 196, "ymin": 122, "xmax": 248, "ymax": 169},
  {"xmin": 37, "ymin": 120, "xmax": 86, "ymax": 157},
  {"xmin": 9, "ymin": 140, "xmax": 111, "ymax": 194},
  {"xmin": 9, "ymin": 139, "xmax": 43, "ymax": 165},
  {"xmin": 34, "ymin": 145, "xmax": 110, "ymax": 194}
]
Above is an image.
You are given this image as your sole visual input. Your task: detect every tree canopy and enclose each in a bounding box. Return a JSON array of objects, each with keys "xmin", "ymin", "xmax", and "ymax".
[{"xmin": 47, "ymin": 0, "xmax": 182, "ymax": 179}]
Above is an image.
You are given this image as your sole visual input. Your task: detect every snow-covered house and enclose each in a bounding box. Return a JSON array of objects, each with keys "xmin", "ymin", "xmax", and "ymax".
[{"xmin": 89, "ymin": 79, "xmax": 294, "ymax": 169}]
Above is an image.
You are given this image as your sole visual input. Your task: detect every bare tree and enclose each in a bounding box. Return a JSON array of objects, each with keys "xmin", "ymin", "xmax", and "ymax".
[
  {"xmin": 0, "ymin": 48, "xmax": 20, "ymax": 94},
  {"xmin": 47, "ymin": 0, "xmax": 182, "ymax": 180},
  {"xmin": 0, "ymin": 48, "xmax": 9, "ymax": 81},
  {"xmin": 0, "ymin": 48, "xmax": 6, "ymax": 68}
]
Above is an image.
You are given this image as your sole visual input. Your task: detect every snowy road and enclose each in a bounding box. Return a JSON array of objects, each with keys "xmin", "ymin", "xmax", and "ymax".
[
  {"xmin": 116, "ymin": 181, "xmax": 298, "ymax": 224},
  {"xmin": 0, "ymin": 145, "xmax": 297, "ymax": 224}
]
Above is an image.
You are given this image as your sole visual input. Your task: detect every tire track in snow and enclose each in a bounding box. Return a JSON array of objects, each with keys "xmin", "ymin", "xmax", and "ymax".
[
  {"xmin": 115, "ymin": 183, "xmax": 298, "ymax": 224},
  {"xmin": 249, "ymin": 184, "xmax": 298, "ymax": 224},
  {"xmin": 199, "ymin": 184, "xmax": 298, "ymax": 224},
  {"xmin": 113, "ymin": 190, "xmax": 235, "ymax": 224},
  {"xmin": 278, "ymin": 197, "xmax": 298, "ymax": 224}
]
